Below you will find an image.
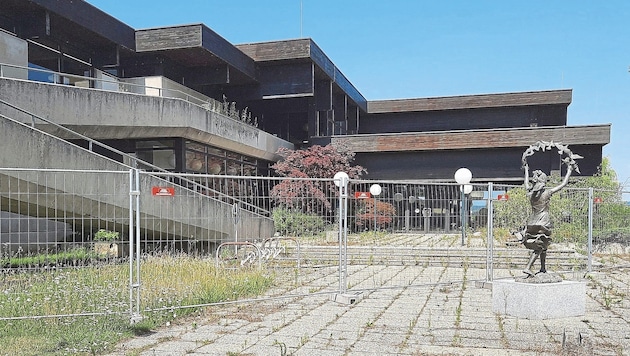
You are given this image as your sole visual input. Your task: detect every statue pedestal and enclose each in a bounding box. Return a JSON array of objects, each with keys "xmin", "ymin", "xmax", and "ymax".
[{"xmin": 492, "ymin": 279, "xmax": 585, "ymax": 319}]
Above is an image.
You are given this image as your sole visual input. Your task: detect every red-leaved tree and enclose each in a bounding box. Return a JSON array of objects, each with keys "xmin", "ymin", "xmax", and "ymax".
[{"xmin": 270, "ymin": 143, "xmax": 366, "ymax": 213}]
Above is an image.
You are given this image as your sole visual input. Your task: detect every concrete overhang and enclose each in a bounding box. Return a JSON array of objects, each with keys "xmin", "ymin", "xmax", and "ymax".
[{"xmin": 0, "ymin": 78, "xmax": 292, "ymax": 162}]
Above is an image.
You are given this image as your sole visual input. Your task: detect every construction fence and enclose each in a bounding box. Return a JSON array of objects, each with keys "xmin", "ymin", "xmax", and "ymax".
[{"xmin": 1, "ymin": 168, "xmax": 629, "ymax": 322}]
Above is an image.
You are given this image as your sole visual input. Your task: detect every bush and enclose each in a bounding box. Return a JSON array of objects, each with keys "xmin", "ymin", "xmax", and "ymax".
[
  {"xmin": 272, "ymin": 207, "xmax": 326, "ymax": 236},
  {"xmin": 354, "ymin": 199, "xmax": 396, "ymax": 230}
]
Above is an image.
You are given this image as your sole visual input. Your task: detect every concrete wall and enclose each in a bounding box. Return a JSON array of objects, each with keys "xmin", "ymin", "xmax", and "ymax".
[
  {"xmin": 0, "ymin": 30, "xmax": 27, "ymax": 80},
  {"xmin": 0, "ymin": 77, "xmax": 292, "ymax": 161},
  {"xmin": 0, "ymin": 118, "xmax": 274, "ymax": 245}
]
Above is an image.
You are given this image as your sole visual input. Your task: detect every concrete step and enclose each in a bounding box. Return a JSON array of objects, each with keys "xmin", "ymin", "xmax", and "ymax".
[{"xmin": 278, "ymin": 245, "xmax": 588, "ymax": 269}]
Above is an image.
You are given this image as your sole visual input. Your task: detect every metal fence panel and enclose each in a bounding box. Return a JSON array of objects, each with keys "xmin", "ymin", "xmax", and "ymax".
[
  {"xmin": 133, "ymin": 174, "xmax": 344, "ymax": 317},
  {"xmin": 3, "ymin": 169, "xmax": 629, "ymax": 322},
  {"xmin": 591, "ymin": 188, "xmax": 630, "ymax": 270},
  {"xmin": 342, "ymin": 180, "xmax": 482, "ymax": 293},
  {"xmin": 0, "ymin": 168, "xmax": 132, "ymax": 320}
]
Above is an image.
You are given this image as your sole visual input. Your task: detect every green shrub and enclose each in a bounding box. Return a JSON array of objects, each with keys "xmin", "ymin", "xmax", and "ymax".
[
  {"xmin": 94, "ymin": 229, "xmax": 120, "ymax": 241},
  {"xmin": 272, "ymin": 207, "xmax": 326, "ymax": 236}
]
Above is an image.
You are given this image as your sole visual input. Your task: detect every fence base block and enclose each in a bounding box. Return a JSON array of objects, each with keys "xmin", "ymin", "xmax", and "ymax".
[
  {"xmin": 492, "ymin": 279, "xmax": 585, "ymax": 319},
  {"xmin": 130, "ymin": 313, "xmax": 144, "ymax": 325},
  {"xmin": 330, "ymin": 291, "xmax": 363, "ymax": 305}
]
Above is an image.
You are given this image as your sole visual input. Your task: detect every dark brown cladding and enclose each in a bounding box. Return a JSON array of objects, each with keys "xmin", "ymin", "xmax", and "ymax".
[
  {"xmin": 331, "ymin": 124, "xmax": 610, "ymax": 153},
  {"xmin": 135, "ymin": 24, "xmax": 257, "ymax": 80},
  {"xmin": 236, "ymin": 39, "xmax": 312, "ymax": 62},
  {"xmin": 367, "ymin": 89, "xmax": 573, "ymax": 113},
  {"xmin": 28, "ymin": 0, "xmax": 136, "ymax": 50}
]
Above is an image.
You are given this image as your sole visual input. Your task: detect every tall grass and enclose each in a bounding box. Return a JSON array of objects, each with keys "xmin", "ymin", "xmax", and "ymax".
[{"xmin": 0, "ymin": 255, "xmax": 274, "ymax": 355}]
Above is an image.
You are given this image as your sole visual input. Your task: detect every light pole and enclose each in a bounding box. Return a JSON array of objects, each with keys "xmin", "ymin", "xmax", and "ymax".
[
  {"xmin": 454, "ymin": 168, "xmax": 472, "ymax": 246},
  {"xmin": 369, "ymin": 184, "xmax": 382, "ymax": 233}
]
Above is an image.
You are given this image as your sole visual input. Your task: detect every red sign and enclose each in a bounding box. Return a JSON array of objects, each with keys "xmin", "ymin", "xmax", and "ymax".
[
  {"xmin": 594, "ymin": 197, "xmax": 603, "ymax": 204},
  {"xmin": 354, "ymin": 191, "xmax": 371, "ymax": 199},
  {"xmin": 497, "ymin": 194, "xmax": 509, "ymax": 201},
  {"xmin": 152, "ymin": 187, "xmax": 175, "ymax": 196}
]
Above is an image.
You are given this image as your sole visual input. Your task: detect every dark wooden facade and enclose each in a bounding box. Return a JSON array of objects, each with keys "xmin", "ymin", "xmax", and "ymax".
[{"xmin": 0, "ymin": 0, "xmax": 610, "ymax": 183}]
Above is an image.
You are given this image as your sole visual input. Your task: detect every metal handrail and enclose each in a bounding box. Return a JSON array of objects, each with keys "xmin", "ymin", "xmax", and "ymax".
[{"xmin": 0, "ymin": 62, "xmax": 218, "ymax": 108}]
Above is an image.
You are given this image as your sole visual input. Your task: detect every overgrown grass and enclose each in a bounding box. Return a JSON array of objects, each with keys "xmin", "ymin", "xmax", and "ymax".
[
  {"xmin": 0, "ymin": 255, "xmax": 274, "ymax": 355},
  {"xmin": 1, "ymin": 247, "xmax": 98, "ymax": 268}
]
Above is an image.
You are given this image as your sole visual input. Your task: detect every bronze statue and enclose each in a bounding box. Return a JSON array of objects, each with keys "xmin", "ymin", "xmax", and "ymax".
[{"xmin": 513, "ymin": 141, "xmax": 581, "ymax": 277}]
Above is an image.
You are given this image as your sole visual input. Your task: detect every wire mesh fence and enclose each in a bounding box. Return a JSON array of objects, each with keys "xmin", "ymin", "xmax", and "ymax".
[
  {"xmin": 2, "ymin": 169, "xmax": 629, "ymax": 322},
  {"xmin": 0, "ymin": 168, "xmax": 132, "ymax": 320}
]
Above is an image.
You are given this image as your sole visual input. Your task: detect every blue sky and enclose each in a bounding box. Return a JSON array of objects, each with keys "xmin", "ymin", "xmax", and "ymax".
[{"xmin": 88, "ymin": 0, "xmax": 630, "ymax": 187}]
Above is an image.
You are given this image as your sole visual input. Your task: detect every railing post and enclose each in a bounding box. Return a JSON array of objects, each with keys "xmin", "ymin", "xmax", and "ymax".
[
  {"xmin": 129, "ymin": 168, "xmax": 142, "ymax": 324},
  {"xmin": 486, "ymin": 182, "xmax": 494, "ymax": 282},
  {"xmin": 337, "ymin": 174, "xmax": 349, "ymax": 294},
  {"xmin": 587, "ymin": 187, "xmax": 594, "ymax": 273}
]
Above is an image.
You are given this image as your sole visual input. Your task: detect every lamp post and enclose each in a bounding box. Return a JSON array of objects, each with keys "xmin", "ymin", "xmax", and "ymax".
[
  {"xmin": 369, "ymin": 184, "xmax": 382, "ymax": 233},
  {"xmin": 454, "ymin": 168, "xmax": 472, "ymax": 246}
]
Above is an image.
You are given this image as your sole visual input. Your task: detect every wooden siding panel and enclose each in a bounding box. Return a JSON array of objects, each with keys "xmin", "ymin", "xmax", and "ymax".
[
  {"xmin": 360, "ymin": 105, "xmax": 568, "ymax": 133},
  {"xmin": 236, "ymin": 39, "xmax": 311, "ymax": 62},
  {"xmin": 200, "ymin": 26, "xmax": 256, "ymax": 79},
  {"xmin": 238, "ymin": 40, "xmax": 367, "ymax": 111},
  {"xmin": 354, "ymin": 149, "xmax": 525, "ymax": 180},
  {"xmin": 136, "ymin": 26, "xmax": 202, "ymax": 51},
  {"xmin": 136, "ymin": 25, "xmax": 257, "ymax": 80},
  {"xmin": 30, "ymin": 0, "xmax": 136, "ymax": 50},
  {"xmin": 331, "ymin": 125, "xmax": 611, "ymax": 153},
  {"xmin": 367, "ymin": 90, "xmax": 572, "ymax": 113},
  {"xmin": 355, "ymin": 145, "xmax": 603, "ymax": 181},
  {"xmin": 259, "ymin": 62, "xmax": 313, "ymax": 97}
]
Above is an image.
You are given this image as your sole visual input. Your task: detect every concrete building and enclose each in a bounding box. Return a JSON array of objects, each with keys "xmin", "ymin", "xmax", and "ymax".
[
  {"xmin": 0, "ymin": 0, "xmax": 609, "ymax": 182},
  {"xmin": 0, "ymin": 1, "xmax": 611, "ymax": 246}
]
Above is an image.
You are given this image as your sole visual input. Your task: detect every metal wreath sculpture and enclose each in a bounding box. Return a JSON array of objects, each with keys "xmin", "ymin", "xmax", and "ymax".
[
  {"xmin": 521, "ymin": 140, "xmax": 582, "ymax": 174},
  {"xmin": 516, "ymin": 140, "xmax": 582, "ymax": 279}
]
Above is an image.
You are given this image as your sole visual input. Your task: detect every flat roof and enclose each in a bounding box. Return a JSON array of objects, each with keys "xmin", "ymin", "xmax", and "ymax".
[
  {"xmin": 330, "ymin": 124, "xmax": 609, "ymax": 152},
  {"xmin": 135, "ymin": 24, "xmax": 258, "ymax": 81},
  {"xmin": 237, "ymin": 39, "xmax": 367, "ymax": 111},
  {"xmin": 367, "ymin": 89, "xmax": 573, "ymax": 113}
]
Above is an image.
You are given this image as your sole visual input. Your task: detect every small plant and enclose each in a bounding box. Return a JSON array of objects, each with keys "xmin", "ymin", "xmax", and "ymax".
[
  {"xmin": 273, "ymin": 340, "xmax": 288, "ymax": 356},
  {"xmin": 94, "ymin": 229, "xmax": 120, "ymax": 242},
  {"xmin": 600, "ymin": 282, "xmax": 623, "ymax": 310}
]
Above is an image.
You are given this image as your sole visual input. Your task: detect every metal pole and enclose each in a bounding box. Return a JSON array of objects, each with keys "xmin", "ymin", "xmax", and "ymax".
[
  {"xmin": 134, "ymin": 169, "xmax": 141, "ymax": 318},
  {"xmin": 461, "ymin": 187, "xmax": 465, "ymax": 246},
  {"xmin": 128, "ymin": 169, "xmax": 134, "ymax": 317},
  {"xmin": 128, "ymin": 169, "xmax": 142, "ymax": 323},
  {"xmin": 587, "ymin": 187, "xmax": 594, "ymax": 273},
  {"xmin": 486, "ymin": 183, "xmax": 494, "ymax": 282},
  {"xmin": 337, "ymin": 176, "xmax": 348, "ymax": 294},
  {"xmin": 373, "ymin": 195, "xmax": 377, "ymax": 234}
]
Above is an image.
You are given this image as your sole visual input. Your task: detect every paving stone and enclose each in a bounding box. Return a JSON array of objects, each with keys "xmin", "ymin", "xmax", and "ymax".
[{"xmin": 107, "ymin": 236, "xmax": 630, "ymax": 356}]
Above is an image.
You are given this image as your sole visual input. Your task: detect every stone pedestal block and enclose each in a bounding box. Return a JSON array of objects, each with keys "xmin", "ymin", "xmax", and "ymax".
[{"xmin": 492, "ymin": 279, "xmax": 585, "ymax": 319}]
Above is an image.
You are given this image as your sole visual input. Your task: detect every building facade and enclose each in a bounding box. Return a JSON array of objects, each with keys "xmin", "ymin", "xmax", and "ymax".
[{"xmin": 0, "ymin": 0, "xmax": 610, "ymax": 182}]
